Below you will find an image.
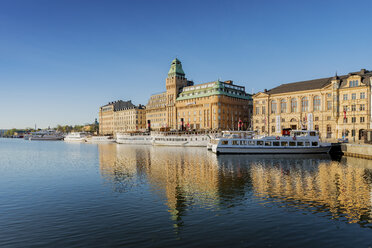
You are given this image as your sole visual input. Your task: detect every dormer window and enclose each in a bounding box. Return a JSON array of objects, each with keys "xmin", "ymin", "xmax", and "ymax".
[{"xmin": 349, "ymin": 80, "xmax": 359, "ymax": 87}]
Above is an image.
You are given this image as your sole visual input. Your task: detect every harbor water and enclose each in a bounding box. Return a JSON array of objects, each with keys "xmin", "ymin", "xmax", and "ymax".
[{"xmin": 1, "ymin": 138, "xmax": 372, "ymax": 247}]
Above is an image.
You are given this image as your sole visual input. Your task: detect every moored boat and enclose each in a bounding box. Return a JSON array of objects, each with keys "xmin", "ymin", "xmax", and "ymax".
[
  {"xmin": 211, "ymin": 130, "xmax": 331, "ymax": 154},
  {"xmin": 86, "ymin": 136, "xmax": 114, "ymax": 143},
  {"xmin": 64, "ymin": 132, "xmax": 88, "ymax": 142},
  {"xmin": 116, "ymin": 132, "xmax": 152, "ymax": 145},
  {"xmin": 28, "ymin": 130, "xmax": 64, "ymax": 141},
  {"xmin": 152, "ymin": 131, "xmax": 210, "ymax": 147}
]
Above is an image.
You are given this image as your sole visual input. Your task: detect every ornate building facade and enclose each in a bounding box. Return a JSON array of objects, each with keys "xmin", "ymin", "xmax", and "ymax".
[
  {"xmin": 253, "ymin": 69, "xmax": 372, "ymax": 141},
  {"xmin": 99, "ymin": 100, "xmax": 146, "ymax": 135},
  {"xmin": 146, "ymin": 58, "xmax": 253, "ymax": 130}
]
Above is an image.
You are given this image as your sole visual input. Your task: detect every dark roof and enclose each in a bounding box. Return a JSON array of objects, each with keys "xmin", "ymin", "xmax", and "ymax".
[
  {"xmin": 101, "ymin": 100, "xmax": 136, "ymax": 110},
  {"xmin": 266, "ymin": 69, "xmax": 371, "ymax": 95}
]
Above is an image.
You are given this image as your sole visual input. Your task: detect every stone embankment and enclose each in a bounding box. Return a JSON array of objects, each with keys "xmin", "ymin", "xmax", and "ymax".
[{"xmin": 341, "ymin": 143, "xmax": 372, "ymax": 160}]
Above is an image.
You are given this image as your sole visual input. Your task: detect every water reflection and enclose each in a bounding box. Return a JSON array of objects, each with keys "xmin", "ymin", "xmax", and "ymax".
[{"xmin": 98, "ymin": 144, "xmax": 372, "ymax": 229}]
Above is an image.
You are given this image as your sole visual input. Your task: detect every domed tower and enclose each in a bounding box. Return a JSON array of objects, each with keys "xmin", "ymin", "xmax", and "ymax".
[{"xmin": 166, "ymin": 58, "xmax": 188, "ymax": 129}]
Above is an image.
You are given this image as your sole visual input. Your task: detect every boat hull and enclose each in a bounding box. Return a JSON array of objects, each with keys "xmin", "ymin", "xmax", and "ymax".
[
  {"xmin": 212, "ymin": 146, "xmax": 331, "ymax": 154},
  {"xmin": 29, "ymin": 137, "xmax": 64, "ymax": 141}
]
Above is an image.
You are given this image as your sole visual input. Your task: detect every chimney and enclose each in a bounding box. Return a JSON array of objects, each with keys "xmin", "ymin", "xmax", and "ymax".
[
  {"xmin": 264, "ymin": 89, "xmax": 268, "ymax": 92},
  {"xmin": 360, "ymin": 69, "xmax": 366, "ymax": 75}
]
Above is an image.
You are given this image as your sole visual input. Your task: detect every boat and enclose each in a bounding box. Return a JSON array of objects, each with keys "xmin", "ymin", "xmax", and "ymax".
[
  {"xmin": 151, "ymin": 131, "xmax": 210, "ymax": 147},
  {"xmin": 86, "ymin": 136, "xmax": 115, "ymax": 143},
  {"xmin": 116, "ymin": 132, "xmax": 153, "ymax": 145},
  {"xmin": 64, "ymin": 132, "xmax": 88, "ymax": 142},
  {"xmin": 210, "ymin": 130, "xmax": 331, "ymax": 154},
  {"xmin": 28, "ymin": 130, "xmax": 64, "ymax": 141}
]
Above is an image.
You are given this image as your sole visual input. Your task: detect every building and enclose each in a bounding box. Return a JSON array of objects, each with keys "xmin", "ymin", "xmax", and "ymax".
[
  {"xmin": 253, "ymin": 69, "xmax": 372, "ymax": 141},
  {"xmin": 99, "ymin": 100, "xmax": 146, "ymax": 135},
  {"xmin": 146, "ymin": 58, "xmax": 253, "ymax": 131}
]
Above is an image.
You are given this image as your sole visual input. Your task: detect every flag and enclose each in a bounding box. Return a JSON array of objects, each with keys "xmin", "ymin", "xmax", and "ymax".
[{"xmin": 343, "ymin": 110, "xmax": 346, "ymax": 120}]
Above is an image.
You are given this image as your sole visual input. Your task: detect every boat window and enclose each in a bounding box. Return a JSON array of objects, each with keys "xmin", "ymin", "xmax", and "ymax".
[
  {"xmin": 232, "ymin": 140, "xmax": 239, "ymax": 145},
  {"xmin": 305, "ymin": 141, "xmax": 310, "ymax": 146},
  {"xmin": 240, "ymin": 140, "xmax": 247, "ymax": 145},
  {"xmin": 312, "ymin": 142, "xmax": 318, "ymax": 146},
  {"xmin": 264, "ymin": 141, "xmax": 271, "ymax": 146},
  {"xmin": 289, "ymin": 141, "xmax": 296, "ymax": 146},
  {"xmin": 222, "ymin": 140, "xmax": 229, "ymax": 145},
  {"xmin": 248, "ymin": 141, "xmax": 255, "ymax": 146},
  {"xmin": 297, "ymin": 142, "xmax": 304, "ymax": 146},
  {"xmin": 257, "ymin": 141, "xmax": 264, "ymax": 146},
  {"xmin": 280, "ymin": 141, "xmax": 288, "ymax": 146},
  {"xmin": 310, "ymin": 132, "xmax": 316, "ymax": 136},
  {"xmin": 273, "ymin": 141, "xmax": 280, "ymax": 146}
]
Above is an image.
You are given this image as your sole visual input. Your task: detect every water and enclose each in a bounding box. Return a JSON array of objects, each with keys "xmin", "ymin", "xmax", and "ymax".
[{"xmin": 1, "ymin": 138, "xmax": 372, "ymax": 247}]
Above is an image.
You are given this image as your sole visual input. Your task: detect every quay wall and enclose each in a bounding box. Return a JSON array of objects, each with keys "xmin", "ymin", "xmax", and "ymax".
[{"xmin": 341, "ymin": 143, "xmax": 372, "ymax": 160}]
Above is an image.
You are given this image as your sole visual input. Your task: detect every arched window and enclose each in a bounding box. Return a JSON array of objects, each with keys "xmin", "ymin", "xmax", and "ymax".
[
  {"xmin": 291, "ymin": 98, "xmax": 297, "ymax": 113},
  {"xmin": 280, "ymin": 99, "xmax": 286, "ymax": 113},
  {"xmin": 301, "ymin": 97, "xmax": 308, "ymax": 112},
  {"xmin": 271, "ymin": 100, "xmax": 277, "ymax": 114},
  {"xmin": 313, "ymin": 96, "xmax": 321, "ymax": 111}
]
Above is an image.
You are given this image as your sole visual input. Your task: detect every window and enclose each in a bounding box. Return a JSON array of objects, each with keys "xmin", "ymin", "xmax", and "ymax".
[
  {"xmin": 349, "ymin": 80, "xmax": 359, "ymax": 87},
  {"xmin": 352, "ymin": 117, "xmax": 356, "ymax": 123},
  {"xmin": 273, "ymin": 141, "xmax": 280, "ymax": 146},
  {"xmin": 255, "ymin": 106, "xmax": 260, "ymax": 115},
  {"xmin": 289, "ymin": 142, "xmax": 296, "ymax": 146},
  {"xmin": 327, "ymin": 93, "xmax": 331, "ymax": 98},
  {"xmin": 265, "ymin": 141, "xmax": 271, "ymax": 146},
  {"xmin": 232, "ymin": 140, "xmax": 239, "ymax": 145},
  {"xmin": 352, "ymin": 93, "xmax": 356, "ymax": 100},
  {"xmin": 291, "ymin": 98, "xmax": 297, "ymax": 112},
  {"xmin": 315, "ymin": 117, "xmax": 319, "ymax": 121},
  {"xmin": 262, "ymin": 106, "xmax": 266, "ymax": 115},
  {"xmin": 261, "ymin": 126, "xmax": 265, "ymax": 133},
  {"xmin": 343, "ymin": 118, "xmax": 348, "ymax": 123},
  {"xmin": 222, "ymin": 140, "xmax": 229, "ymax": 145},
  {"xmin": 351, "ymin": 105, "xmax": 356, "ymax": 111},
  {"xmin": 271, "ymin": 126, "xmax": 275, "ymax": 133},
  {"xmin": 360, "ymin": 104, "xmax": 365, "ymax": 111},
  {"xmin": 327, "ymin": 116, "xmax": 331, "ymax": 121},
  {"xmin": 257, "ymin": 141, "xmax": 264, "ymax": 146},
  {"xmin": 301, "ymin": 97, "xmax": 308, "ymax": 112},
  {"xmin": 343, "ymin": 94, "xmax": 348, "ymax": 100},
  {"xmin": 313, "ymin": 96, "xmax": 321, "ymax": 111},
  {"xmin": 297, "ymin": 142, "xmax": 304, "ymax": 146},
  {"xmin": 352, "ymin": 129, "xmax": 356, "ymax": 137},
  {"xmin": 343, "ymin": 106, "xmax": 348, "ymax": 112},
  {"xmin": 281, "ymin": 141, "xmax": 288, "ymax": 146},
  {"xmin": 327, "ymin": 101, "xmax": 332, "ymax": 110},
  {"xmin": 271, "ymin": 101, "xmax": 277, "ymax": 114},
  {"xmin": 360, "ymin": 92, "xmax": 366, "ymax": 99},
  {"xmin": 312, "ymin": 142, "xmax": 319, "ymax": 146},
  {"xmin": 315, "ymin": 125, "xmax": 319, "ymax": 131},
  {"xmin": 280, "ymin": 99, "xmax": 286, "ymax": 113},
  {"xmin": 360, "ymin": 117, "xmax": 365, "ymax": 123}
]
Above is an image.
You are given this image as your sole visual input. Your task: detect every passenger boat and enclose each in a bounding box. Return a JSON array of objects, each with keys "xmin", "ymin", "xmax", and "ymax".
[
  {"xmin": 64, "ymin": 132, "xmax": 88, "ymax": 142},
  {"xmin": 210, "ymin": 130, "xmax": 331, "ymax": 154},
  {"xmin": 28, "ymin": 130, "xmax": 64, "ymax": 141},
  {"xmin": 152, "ymin": 131, "xmax": 210, "ymax": 147},
  {"xmin": 86, "ymin": 136, "xmax": 115, "ymax": 143},
  {"xmin": 116, "ymin": 132, "xmax": 152, "ymax": 145}
]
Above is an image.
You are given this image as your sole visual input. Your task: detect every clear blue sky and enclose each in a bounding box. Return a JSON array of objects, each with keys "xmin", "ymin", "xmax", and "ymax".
[{"xmin": 1, "ymin": 0, "xmax": 371, "ymax": 129}]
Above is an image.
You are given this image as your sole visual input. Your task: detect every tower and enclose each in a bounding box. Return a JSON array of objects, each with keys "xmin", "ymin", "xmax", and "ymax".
[{"xmin": 166, "ymin": 58, "xmax": 188, "ymax": 129}]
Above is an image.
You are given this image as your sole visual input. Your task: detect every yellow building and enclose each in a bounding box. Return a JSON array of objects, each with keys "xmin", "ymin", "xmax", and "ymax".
[
  {"xmin": 146, "ymin": 58, "xmax": 253, "ymax": 130},
  {"xmin": 253, "ymin": 69, "xmax": 372, "ymax": 141},
  {"xmin": 99, "ymin": 100, "xmax": 146, "ymax": 135}
]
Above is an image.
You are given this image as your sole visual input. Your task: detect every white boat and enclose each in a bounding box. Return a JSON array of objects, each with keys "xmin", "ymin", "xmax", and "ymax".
[
  {"xmin": 28, "ymin": 130, "xmax": 64, "ymax": 141},
  {"xmin": 116, "ymin": 132, "xmax": 152, "ymax": 145},
  {"xmin": 152, "ymin": 131, "xmax": 210, "ymax": 147},
  {"xmin": 86, "ymin": 136, "xmax": 115, "ymax": 143},
  {"xmin": 64, "ymin": 132, "xmax": 88, "ymax": 142},
  {"xmin": 211, "ymin": 130, "xmax": 331, "ymax": 154},
  {"xmin": 207, "ymin": 131, "xmax": 259, "ymax": 150}
]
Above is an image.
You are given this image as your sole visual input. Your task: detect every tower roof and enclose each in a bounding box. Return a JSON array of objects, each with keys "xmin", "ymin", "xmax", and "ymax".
[{"xmin": 168, "ymin": 58, "xmax": 185, "ymax": 77}]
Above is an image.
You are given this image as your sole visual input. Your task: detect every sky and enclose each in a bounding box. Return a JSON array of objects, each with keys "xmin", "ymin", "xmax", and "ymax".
[{"xmin": 1, "ymin": 0, "xmax": 372, "ymax": 129}]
